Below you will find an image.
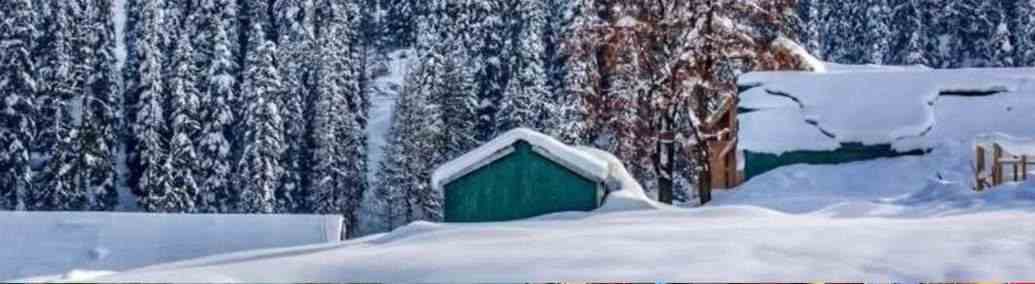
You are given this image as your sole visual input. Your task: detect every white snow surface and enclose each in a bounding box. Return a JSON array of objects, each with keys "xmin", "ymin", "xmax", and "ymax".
[
  {"xmin": 18, "ymin": 148, "xmax": 1034, "ymax": 283},
  {"xmin": 714, "ymin": 136, "xmax": 1035, "ymax": 216},
  {"xmin": 576, "ymin": 146, "xmax": 666, "ymax": 212},
  {"xmin": 55, "ymin": 140, "xmax": 1035, "ymax": 282},
  {"xmin": 739, "ymin": 67, "xmax": 1035, "ymax": 154},
  {"xmin": 357, "ymin": 49, "xmax": 414, "ymax": 236},
  {"xmin": 80, "ymin": 200, "xmax": 1035, "ymax": 282},
  {"xmin": 366, "ymin": 49, "xmax": 413, "ymax": 181},
  {"xmin": 0, "ymin": 211, "xmax": 342, "ymax": 281},
  {"xmin": 431, "ymin": 128, "xmax": 610, "ymax": 192}
]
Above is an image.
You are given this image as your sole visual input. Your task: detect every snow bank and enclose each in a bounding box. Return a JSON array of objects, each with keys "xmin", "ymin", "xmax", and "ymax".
[
  {"xmin": 88, "ymin": 203, "xmax": 1035, "ymax": 282},
  {"xmin": 46, "ymin": 143, "xmax": 1035, "ymax": 282},
  {"xmin": 431, "ymin": 128, "xmax": 609, "ymax": 192},
  {"xmin": 576, "ymin": 147, "xmax": 666, "ymax": 212},
  {"xmin": 716, "ymin": 138, "xmax": 1035, "ymax": 218},
  {"xmin": 739, "ymin": 67, "xmax": 1035, "ymax": 154},
  {"xmin": 0, "ymin": 211, "xmax": 342, "ymax": 281}
]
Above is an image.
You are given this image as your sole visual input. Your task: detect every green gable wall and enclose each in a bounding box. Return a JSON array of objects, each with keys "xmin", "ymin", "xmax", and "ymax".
[
  {"xmin": 444, "ymin": 142, "xmax": 602, "ymax": 223},
  {"xmin": 743, "ymin": 143, "xmax": 928, "ymax": 181}
]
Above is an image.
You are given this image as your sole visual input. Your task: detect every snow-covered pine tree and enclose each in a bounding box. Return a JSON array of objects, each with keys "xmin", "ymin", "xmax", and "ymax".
[
  {"xmin": 436, "ymin": 0, "xmax": 480, "ymax": 161},
  {"xmin": 1014, "ymin": 0, "xmax": 1035, "ymax": 66},
  {"xmin": 372, "ymin": 126, "xmax": 407, "ymax": 231},
  {"xmin": 236, "ymin": 24, "xmax": 285, "ymax": 214},
  {"xmin": 543, "ymin": 0, "xmax": 572, "ymax": 115},
  {"xmin": 0, "ymin": 0, "xmax": 37, "ymax": 211},
  {"xmin": 131, "ymin": 0, "xmax": 176, "ymax": 212},
  {"xmin": 33, "ymin": 0, "xmax": 88, "ymax": 210},
  {"xmin": 550, "ymin": 0, "xmax": 595, "ymax": 145},
  {"xmin": 498, "ymin": 0, "xmax": 551, "ymax": 133},
  {"xmin": 197, "ymin": 12, "xmax": 237, "ymax": 213},
  {"xmin": 239, "ymin": 0, "xmax": 274, "ymax": 60},
  {"xmin": 957, "ymin": 0, "xmax": 994, "ymax": 67},
  {"xmin": 471, "ymin": 0, "xmax": 510, "ymax": 141},
  {"xmin": 123, "ymin": 0, "xmax": 145, "ymax": 196},
  {"xmin": 383, "ymin": 0, "xmax": 421, "ymax": 48},
  {"xmin": 799, "ymin": 0, "xmax": 823, "ymax": 59},
  {"xmin": 821, "ymin": 0, "xmax": 854, "ymax": 63},
  {"xmin": 890, "ymin": 0, "xmax": 930, "ymax": 66},
  {"xmin": 936, "ymin": 0, "xmax": 980, "ymax": 67},
  {"xmin": 80, "ymin": 0, "xmax": 121, "ymax": 211},
  {"xmin": 605, "ymin": 3, "xmax": 655, "ymax": 197},
  {"xmin": 983, "ymin": 1, "xmax": 1013, "ymax": 67},
  {"xmin": 307, "ymin": 0, "xmax": 367, "ymax": 237},
  {"xmin": 990, "ymin": 19, "xmax": 1015, "ymax": 67},
  {"xmin": 166, "ymin": 34, "xmax": 203, "ymax": 213},
  {"xmin": 274, "ymin": 0, "xmax": 312, "ymax": 213},
  {"xmin": 389, "ymin": 11, "xmax": 448, "ymax": 223},
  {"xmin": 863, "ymin": 0, "xmax": 891, "ymax": 64}
]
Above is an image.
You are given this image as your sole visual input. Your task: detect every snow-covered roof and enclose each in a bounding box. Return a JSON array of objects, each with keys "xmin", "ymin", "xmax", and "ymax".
[
  {"xmin": 431, "ymin": 128, "xmax": 610, "ymax": 192},
  {"xmin": 738, "ymin": 66, "xmax": 1035, "ymax": 154}
]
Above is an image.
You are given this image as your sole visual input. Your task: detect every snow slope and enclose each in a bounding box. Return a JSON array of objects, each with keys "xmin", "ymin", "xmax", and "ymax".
[
  {"xmin": 48, "ymin": 142, "xmax": 1035, "ymax": 282},
  {"xmin": 79, "ymin": 202, "xmax": 1035, "ymax": 282},
  {"xmin": 365, "ymin": 49, "xmax": 413, "ymax": 181},
  {"xmin": 0, "ymin": 212, "xmax": 341, "ymax": 281},
  {"xmin": 739, "ymin": 67, "xmax": 1035, "ymax": 154},
  {"xmin": 357, "ymin": 49, "xmax": 414, "ymax": 236}
]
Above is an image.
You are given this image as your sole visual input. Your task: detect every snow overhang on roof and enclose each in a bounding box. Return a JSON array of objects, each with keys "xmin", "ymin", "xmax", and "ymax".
[
  {"xmin": 431, "ymin": 128, "xmax": 610, "ymax": 192},
  {"xmin": 737, "ymin": 67, "xmax": 1035, "ymax": 155}
]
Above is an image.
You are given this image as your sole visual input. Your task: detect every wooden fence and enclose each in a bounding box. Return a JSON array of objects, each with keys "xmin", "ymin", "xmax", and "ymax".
[{"xmin": 976, "ymin": 143, "xmax": 1033, "ymax": 191}]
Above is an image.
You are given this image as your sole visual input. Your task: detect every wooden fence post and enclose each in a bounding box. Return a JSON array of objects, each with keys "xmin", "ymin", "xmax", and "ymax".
[
  {"xmin": 993, "ymin": 144, "xmax": 1004, "ymax": 185},
  {"xmin": 976, "ymin": 145, "xmax": 986, "ymax": 191},
  {"xmin": 1023, "ymin": 155, "xmax": 1029, "ymax": 181}
]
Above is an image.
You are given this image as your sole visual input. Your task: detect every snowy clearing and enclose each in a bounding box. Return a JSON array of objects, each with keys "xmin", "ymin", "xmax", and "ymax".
[
  {"xmin": 0, "ymin": 212, "xmax": 341, "ymax": 281},
  {"xmin": 45, "ymin": 142, "xmax": 1035, "ymax": 282},
  {"xmin": 76, "ymin": 201, "xmax": 1035, "ymax": 282}
]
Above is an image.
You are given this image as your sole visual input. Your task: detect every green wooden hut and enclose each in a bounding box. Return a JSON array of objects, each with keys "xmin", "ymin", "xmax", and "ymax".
[{"xmin": 431, "ymin": 129, "xmax": 611, "ymax": 223}]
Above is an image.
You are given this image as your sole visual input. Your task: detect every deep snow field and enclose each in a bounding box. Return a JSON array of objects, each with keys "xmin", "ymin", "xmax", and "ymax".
[
  {"xmin": 9, "ymin": 61, "xmax": 1035, "ymax": 282},
  {"xmin": 26, "ymin": 148, "xmax": 1035, "ymax": 282}
]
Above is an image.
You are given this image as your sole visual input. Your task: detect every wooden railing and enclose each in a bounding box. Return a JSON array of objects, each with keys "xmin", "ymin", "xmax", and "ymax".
[{"xmin": 976, "ymin": 144, "xmax": 1032, "ymax": 191}]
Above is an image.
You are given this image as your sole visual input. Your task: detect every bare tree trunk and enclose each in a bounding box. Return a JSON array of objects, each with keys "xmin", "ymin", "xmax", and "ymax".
[{"xmin": 655, "ymin": 114, "xmax": 676, "ymax": 204}]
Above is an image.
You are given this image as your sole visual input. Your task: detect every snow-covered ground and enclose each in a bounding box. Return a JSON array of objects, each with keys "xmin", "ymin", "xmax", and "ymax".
[
  {"xmin": 61, "ymin": 189, "xmax": 1035, "ymax": 282},
  {"xmin": 11, "ymin": 63, "xmax": 1035, "ymax": 282},
  {"xmin": 38, "ymin": 142, "xmax": 1035, "ymax": 282},
  {"xmin": 0, "ymin": 212, "xmax": 341, "ymax": 281}
]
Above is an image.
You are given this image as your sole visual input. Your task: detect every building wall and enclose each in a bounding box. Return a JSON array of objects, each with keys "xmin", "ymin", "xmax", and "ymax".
[{"xmin": 444, "ymin": 142, "xmax": 602, "ymax": 222}]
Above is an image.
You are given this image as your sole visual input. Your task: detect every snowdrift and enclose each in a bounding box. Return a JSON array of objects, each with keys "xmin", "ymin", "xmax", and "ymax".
[
  {"xmin": 0, "ymin": 212, "xmax": 342, "ymax": 281},
  {"xmin": 36, "ymin": 144, "xmax": 1035, "ymax": 282},
  {"xmin": 715, "ymin": 131, "xmax": 1035, "ymax": 219},
  {"xmin": 83, "ymin": 196, "xmax": 1035, "ymax": 282}
]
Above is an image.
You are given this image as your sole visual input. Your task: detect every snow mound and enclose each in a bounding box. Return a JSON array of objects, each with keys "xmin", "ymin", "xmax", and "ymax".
[
  {"xmin": 0, "ymin": 212, "xmax": 342, "ymax": 281},
  {"xmin": 90, "ymin": 204, "xmax": 1035, "ymax": 282},
  {"xmin": 718, "ymin": 138, "xmax": 1035, "ymax": 218},
  {"xmin": 431, "ymin": 128, "xmax": 609, "ymax": 192},
  {"xmin": 739, "ymin": 67, "xmax": 1035, "ymax": 154},
  {"xmin": 576, "ymin": 147, "xmax": 666, "ymax": 212}
]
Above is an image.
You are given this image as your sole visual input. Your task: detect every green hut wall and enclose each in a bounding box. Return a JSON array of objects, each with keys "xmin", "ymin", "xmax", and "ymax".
[
  {"xmin": 443, "ymin": 141, "xmax": 604, "ymax": 223},
  {"xmin": 743, "ymin": 143, "xmax": 928, "ymax": 181}
]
